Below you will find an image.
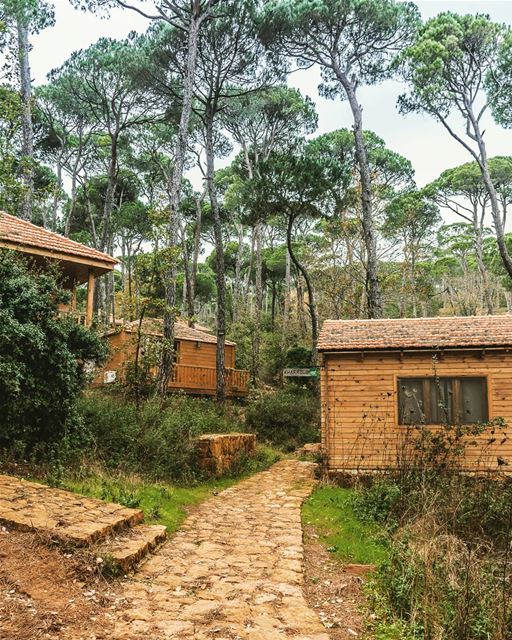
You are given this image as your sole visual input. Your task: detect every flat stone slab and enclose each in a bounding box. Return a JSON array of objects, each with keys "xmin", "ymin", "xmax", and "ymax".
[
  {"xmin": 104, "ymin": 524, "xmax": 168, "ymax": 572},
  {"xmin": 113, "ymin": 460, "xmax": 330, "ymax": 639},
  {"xmin": 0, "ymin": 474, "xmax": 143, "ymax": 545}
]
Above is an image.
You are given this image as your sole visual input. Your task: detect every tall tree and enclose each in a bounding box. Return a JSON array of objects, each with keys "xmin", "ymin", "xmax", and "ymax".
[
  {"xmin": 243, "ymin": 143, "xmax": 332, "ymax": 364},
  {"xmin": 35, "ymin": 78, "xmax": 100, "ymax": 235},
  {"xmin": 383, "ymin": 190, "xmax": 440, "ymax": 317},
  {"xmin": 1, "ymin": 0, "xmax": 54, "ymax": 220},
  {"xmin": 190, "ymin": 0, "xmax": 275, "ymax": 400},
  {"xmin": 425, "ymin": 159, "xmax": 512, "ymax": 314},
  {"xmin": 260, "ymin": 0, "xmax": 420, "ymax": 318},
  {"xmin": 221, "ymin": 86, "xmax": 317, "ymax": 381},
  {"xmin": 72, "ymin": 0, "xmax": 220, "ymax": 394},
  {"xmin": 399, "ymin": 12, "xmax": 512, "ymax": 282},
  {"xmin": 48, "ymin": 36, "xmax": 156, "ymax": 322}
]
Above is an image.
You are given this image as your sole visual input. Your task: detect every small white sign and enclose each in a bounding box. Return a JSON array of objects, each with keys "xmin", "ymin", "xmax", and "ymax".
[{"xmin": 104, "ymin": 370, "xmax": 117, "ymax": 384}]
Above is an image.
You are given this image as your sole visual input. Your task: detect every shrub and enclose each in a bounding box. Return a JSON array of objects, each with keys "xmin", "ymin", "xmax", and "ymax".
[
  {"xmin": 245, "ymin": 384, "xmax": 320, "ymax": 449},
  {"xmin": 354, "ymin": 419, "xmax": 512, "ymax": 640},
  {"xmin": 353, "ymin": 481, "xmax": 401, "ymax": 529},
  {"xmin": 0, "ymin": 252, "xmax": 106, "ymax": 457},
  {"xmin": 78, "ymin": 392, "xmax": 246, "ymax": 482}
]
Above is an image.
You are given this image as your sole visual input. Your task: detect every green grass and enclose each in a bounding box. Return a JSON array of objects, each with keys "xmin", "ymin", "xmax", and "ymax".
[
  {"xmin": 62, "ymin": 444, "xmax": 282, "ymax": 534},
  {"xmin": 63, "ymin": 473, "xmax": 237, "ymax": 533},
  {"xmin": 302, "ymin": 485, "xmax": 389, "ymax": 565}
]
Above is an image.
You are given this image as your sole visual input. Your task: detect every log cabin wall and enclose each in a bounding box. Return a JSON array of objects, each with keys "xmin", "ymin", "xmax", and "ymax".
[
  {"xmin": 321, "ymin": 349, "xmax": 512, "ymax": 474},
  {"xmin": 178, "ymin": 339, "xmax": 235, "ymax": 368},
  {"xmin": 95, "ymin": 330, "xmax": 236, "ymax": 384}
]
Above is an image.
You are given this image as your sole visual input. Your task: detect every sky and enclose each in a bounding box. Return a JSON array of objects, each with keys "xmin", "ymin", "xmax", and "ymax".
[{"xmin": 27, "ymin": 0, "xmax": 512, "ymax": 198}]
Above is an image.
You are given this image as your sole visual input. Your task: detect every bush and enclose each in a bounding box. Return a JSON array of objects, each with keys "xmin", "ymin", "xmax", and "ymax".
[
  {"xmin": 353, "ymin": 481, "xmax": 401, "ymax": 529},
  {"xmin": 78, "ymin": 392, "xmax": 246, "ymax": 482},
  {"xmin": 245, "ymin": 384, "xmax": 320, "ymax": 449},
  {"xmin": 355, "ymin": 420, "xmax": 512, "ymax": 640},
  {"xmin": 0, "ymin": 252, "xmax": 106, "ymax": 457}
]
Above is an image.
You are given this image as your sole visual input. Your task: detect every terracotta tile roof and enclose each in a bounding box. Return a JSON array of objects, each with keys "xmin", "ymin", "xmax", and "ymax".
[
  {"xmin": 123, "ymin": 318, "xmax": 236, "ymax": 346},
  {"xmin": 0, "ymin": 211, "xmax": 117, "ymax": 266},
  {"xmin": 318, "ymin": 315, "xmax": 512, "ymax": 352}
]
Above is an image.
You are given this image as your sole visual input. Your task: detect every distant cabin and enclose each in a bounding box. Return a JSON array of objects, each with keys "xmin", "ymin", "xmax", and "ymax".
[
  {"xmin": 318, "ymin": 315, "xmax": 512, "ymax": 475},
  {"xmin": 98, "ymin": 318, "xmax": 249, "ymax": 397},
  {"xmin": 0, "ymin": 211, "xmax": 116, "ymax": 326}
]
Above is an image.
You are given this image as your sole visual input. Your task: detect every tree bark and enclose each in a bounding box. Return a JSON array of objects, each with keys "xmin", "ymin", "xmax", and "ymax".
[
  {"xmin": 333, "ymin": 65, "xmax": 382, "ymax": 318},
  {"xmin": 286, "ymin": 213, "xmax": 318, "ymax": 365},
  {"xmin": 205, "ymin": 108, "xmax": 226, "ymax": 401},
  {"xmin": 473, "ymin": 204, "xmax": 494, "ymax": 314},
  {"xmin": 233, "ymin": 222, "xmax": 244, "ymax": 323},
  {"xmin": 51, "ymin": 143, "xmax": 64, "ymax": 230},
  {"xmin": 252, "ymin": 220, "xmax": 263, "ymax": 383},
  {"xmin": 440, "ymin": 102, "xmax": 512, "ymax": 283},
  {"xmin": 16, "ymin": 17, "xmax": 34, "ymax": 221},
  {"xmin": 100, "ymin": 134, "xmax": 119, "ymax": 253},
  {"xmin": 283, "ymin": 246, "xmax": 291, "ymax": 346},
  {"xmin": 188, "ymin": 188, "xmax": 205, "ymax": 326},
  {"xmin": 157, "ymin": 10, "xmax": 203, "ymax": 395},
  {"xmin": 478, "ymin": 152, "xmax": 512, "ymax": 281}
]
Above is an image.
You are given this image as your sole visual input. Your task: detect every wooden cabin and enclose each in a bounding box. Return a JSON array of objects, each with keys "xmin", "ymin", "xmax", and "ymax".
[
  {"xmin": 0, "ymin": 211, "xmax": 117, "ymax": 326},
  {"xmin": 318, "ymin": 315, "xmax": 512, "ymax": 475},
  {"xmin": 98, "ymin": 318, "xmax": 250, "ymax": 397}
]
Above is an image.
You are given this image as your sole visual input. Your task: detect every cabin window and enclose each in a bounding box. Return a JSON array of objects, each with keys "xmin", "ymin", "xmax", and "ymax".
[{"xmin": 398, "ymin": 377, "xmax": 488, "ymax": 425}]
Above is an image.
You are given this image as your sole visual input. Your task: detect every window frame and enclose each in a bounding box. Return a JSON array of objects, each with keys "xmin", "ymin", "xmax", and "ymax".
[{"xmin": 396, "ymin": 375, "xmax": 489, "ymax": 426}]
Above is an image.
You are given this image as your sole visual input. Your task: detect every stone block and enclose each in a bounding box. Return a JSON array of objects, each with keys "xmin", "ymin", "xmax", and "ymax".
[{"xmin": 194, "ymin": 433, "xmax": 256, "ymax": 476}]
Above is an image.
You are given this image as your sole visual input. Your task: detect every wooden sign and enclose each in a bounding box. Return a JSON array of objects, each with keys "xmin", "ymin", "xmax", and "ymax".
[{"xmin": 283, "ymin": 368, "xmax": 319, "ymax": 378}]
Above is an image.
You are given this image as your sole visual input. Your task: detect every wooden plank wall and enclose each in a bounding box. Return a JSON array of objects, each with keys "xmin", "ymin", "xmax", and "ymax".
[
  {"xmin": 179, "ymin": 340, "xmax": 235, "ymax": 369},
  {"xmin": 95, "ymin": 331, "xmax": 236, "ymax": 384},
  {"xmin": 322, "ymin": 350, "xmax": 512, "ymax": 473}
]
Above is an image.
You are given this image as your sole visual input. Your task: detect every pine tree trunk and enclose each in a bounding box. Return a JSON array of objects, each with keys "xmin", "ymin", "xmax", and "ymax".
[
  {"xmin": 233, "ymin": 223, "xmax": 244, "ymax": 323},
  {"xmin": 474, "ymin": 205, "xmax": 493, "ymax": 314},
  {"xmin": 16, "ymin": 18, "xmax": 34, "ymax": 221},
  {"xmin": 189, "ymin": 189, "xmax": 205, "ymax": 326},
  {"xmin": 252, "ymin": 220, "xmax": 263, "ymax": 383},
  {"xmin": 157, "ymin": 11, "xmax": 203, "ymax": 395},
  {"xmin": 333, "ymin": 64, "xmax": 382, "ymax": 318},
  {"xmin": 286, "ymin": 214, "xmax": 318, "ymax": 365},
  {"xmin": 205, "ymin": 109, "xmax": 226, "ymax": 401},
  {"xmin": 283, "ymin": 247, "xmax": 291, "ymax": 347}
]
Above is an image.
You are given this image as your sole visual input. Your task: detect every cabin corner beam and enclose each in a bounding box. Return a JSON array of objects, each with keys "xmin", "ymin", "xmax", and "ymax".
[{"xmin": 86, "ymin": 268, "xmax": 95, "ymax": 327}]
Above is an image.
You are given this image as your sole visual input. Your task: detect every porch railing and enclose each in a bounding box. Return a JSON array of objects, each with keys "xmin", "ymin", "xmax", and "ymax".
[{"xmin": 169, "ymin": 364, "xmax": 249, "ymax": 395}]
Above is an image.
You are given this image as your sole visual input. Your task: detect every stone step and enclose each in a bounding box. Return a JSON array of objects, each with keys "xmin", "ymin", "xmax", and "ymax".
[
  {"xmin": 101, "ymin": 524, "xmax": 168, "ymax": 573},
  {"xmin": 0, "ymin": 474, "xmax": 144, "ymax": 546}
]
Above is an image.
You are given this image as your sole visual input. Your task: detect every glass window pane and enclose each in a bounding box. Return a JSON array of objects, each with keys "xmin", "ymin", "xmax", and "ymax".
[
  {"xmin": 459, "ymin": 378, "xmax": 487, "ymax": 424},
  {"xmin": 429, "ymin": 378, "xmax": 453, "ymax": 424},
  {"xmin": 398, "ymin": 379, "xmax": 425, "ymax": 425}
]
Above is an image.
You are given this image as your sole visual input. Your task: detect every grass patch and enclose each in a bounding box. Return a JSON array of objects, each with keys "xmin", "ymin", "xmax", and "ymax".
[
  {"xmin": 62, "ymin": 444, "xmax": 282, "ymax": 534},
  {"xmin": 303, "ymin": 485, "xmax": 389, "ymax": 565}
]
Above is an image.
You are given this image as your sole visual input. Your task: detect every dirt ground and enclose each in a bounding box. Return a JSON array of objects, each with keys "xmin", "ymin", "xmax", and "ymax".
[
  {"xmin": 0, "ymin": 514, "xmax": 369, "ymax": 640},
  {"xmin": 302, "ymin": 524, "xmax": 370, "ymax": 640},
  {"xmin": 0, "ymin": 526, "xmax": 123, "ymax": 640}
]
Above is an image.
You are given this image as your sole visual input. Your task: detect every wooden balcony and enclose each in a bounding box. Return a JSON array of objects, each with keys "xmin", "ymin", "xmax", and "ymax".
[{"xmin": 169, "ymin": 364, "xmax": 250, "ymax": 397}]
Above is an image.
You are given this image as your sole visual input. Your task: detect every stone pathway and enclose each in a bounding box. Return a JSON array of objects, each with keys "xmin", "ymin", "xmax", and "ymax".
[
  {"xmin": 114, "ymin": 460, "xmax": 329, "ymax": 640},
  {"xmin": 0, "ymin": 474, "xmax": 143, "ymax": 544}
]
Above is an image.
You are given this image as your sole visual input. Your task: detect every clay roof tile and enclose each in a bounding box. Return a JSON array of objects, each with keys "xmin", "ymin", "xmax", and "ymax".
[
  {"xmin": 318, "ymin": 315, "xmax": 512, "ymax": 352},
  {"xmin": 0, "ymin": 211, "xmax": 117, "ymax": 266},
  {"xmin": 123, "ymin": 318, "xmax": 236, "ymax": 346}
]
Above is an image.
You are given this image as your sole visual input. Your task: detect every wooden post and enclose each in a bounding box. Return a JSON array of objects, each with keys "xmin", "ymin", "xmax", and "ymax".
[
  {"xmin": 71, "ymin": 283, "xmax": 77, "ymax": 312},
  {"xmin": 86, "ymin": 269, "xmax": 95, "ymax": 327}
]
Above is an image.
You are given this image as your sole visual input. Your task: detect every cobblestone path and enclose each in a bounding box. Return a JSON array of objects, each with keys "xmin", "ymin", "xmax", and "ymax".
[{"xmin": 114, "ymin": 460, "xmax": 329, "ymax": 640}]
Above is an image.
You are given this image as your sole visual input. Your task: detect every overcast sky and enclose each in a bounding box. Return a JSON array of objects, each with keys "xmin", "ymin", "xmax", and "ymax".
[{"xmin": 28, "ymin": 0, "xmax": 512, "ymax": 197}]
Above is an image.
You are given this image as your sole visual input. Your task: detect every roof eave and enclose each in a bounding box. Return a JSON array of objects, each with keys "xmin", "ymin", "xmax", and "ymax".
[{"xmin": 319, "ymin": 344, "xmax": 512, "ymax": 354}]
